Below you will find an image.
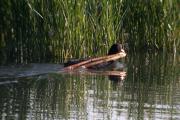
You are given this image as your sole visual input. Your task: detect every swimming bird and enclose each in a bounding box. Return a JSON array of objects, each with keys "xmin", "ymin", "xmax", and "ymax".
[{"xmin": 64, "ymin": 43, "xmax": 126, "ymax": 70}]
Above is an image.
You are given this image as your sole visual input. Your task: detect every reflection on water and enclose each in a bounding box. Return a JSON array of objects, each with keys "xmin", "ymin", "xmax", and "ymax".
[
  {"xmin": 0, "ymin": 53, "xmax": 179, "ymax": 120},
  {"xmin": 0, "ymin": 63, "xmax": 63, "ymax": 78}
]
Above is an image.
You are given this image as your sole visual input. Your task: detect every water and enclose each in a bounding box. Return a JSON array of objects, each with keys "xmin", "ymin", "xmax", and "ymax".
[{"xmin": 0, "ymin": 53, "xmax": 179, "ymax": 120}]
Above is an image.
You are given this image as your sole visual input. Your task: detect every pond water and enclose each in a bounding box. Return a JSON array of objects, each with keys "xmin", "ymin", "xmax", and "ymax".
[{"xmin": 0, "ymin": 53, "xmax": 179, "ymax": 120}]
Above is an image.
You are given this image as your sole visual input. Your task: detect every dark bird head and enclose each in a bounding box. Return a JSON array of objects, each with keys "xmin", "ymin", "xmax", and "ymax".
[{"xmin": 108, "ymin": 43, "xmax": 125, "ymax": 55}]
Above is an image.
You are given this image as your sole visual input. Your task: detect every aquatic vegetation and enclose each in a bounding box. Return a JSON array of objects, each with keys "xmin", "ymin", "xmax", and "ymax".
[
  {"xmin": 121, "ymin": 0, "xmax": 180, "ymax": 52},
  {"xmin": 0, "ymin": 0, "xmax": 179, "ymax": 64}
]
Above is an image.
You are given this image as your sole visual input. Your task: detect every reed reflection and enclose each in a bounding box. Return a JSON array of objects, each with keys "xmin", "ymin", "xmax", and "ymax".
[{"xmin": 0, "ymin": 53, "xmax": 179, "ymax": 120}]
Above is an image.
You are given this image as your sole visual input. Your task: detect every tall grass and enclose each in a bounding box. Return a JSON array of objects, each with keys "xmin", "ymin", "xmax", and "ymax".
[
  {"xmin": 0, "ymin": 0, "xmax": 179, "ymax": 64},
  {"xmin": 121, "ymin": 0, "xmax": 180, "ymax": 51}
]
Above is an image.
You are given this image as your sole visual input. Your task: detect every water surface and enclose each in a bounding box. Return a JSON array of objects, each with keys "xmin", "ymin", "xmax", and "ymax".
[{"xmin": 0, "ymin": 53, "xmax": 179, "ymax": 120}]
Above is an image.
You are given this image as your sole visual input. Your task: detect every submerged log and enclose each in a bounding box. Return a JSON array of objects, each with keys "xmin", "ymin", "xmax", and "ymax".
[{"xmin": 62, "ymin": 51, "xmax": 126, "ymax": 71}]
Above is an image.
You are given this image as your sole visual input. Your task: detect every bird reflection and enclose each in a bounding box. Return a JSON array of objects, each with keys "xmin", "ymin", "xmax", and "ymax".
[{"xmin": 108, "ymin": 73, "xmax": 126, "ymax": 86}]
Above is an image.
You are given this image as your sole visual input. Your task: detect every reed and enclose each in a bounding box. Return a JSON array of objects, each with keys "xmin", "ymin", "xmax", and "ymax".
[
  {"xmin": 122, "ymin": 0, "xmax": 178, "ymax": 50},
  {"xmin": 0, "ymin": 0, "xmax": 179, "ymax": 64}
]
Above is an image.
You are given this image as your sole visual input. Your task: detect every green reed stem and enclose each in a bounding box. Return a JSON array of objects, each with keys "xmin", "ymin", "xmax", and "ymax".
[{"xmin": 0, "ymin": 0, "xmax": 179, "ymax": 64}]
